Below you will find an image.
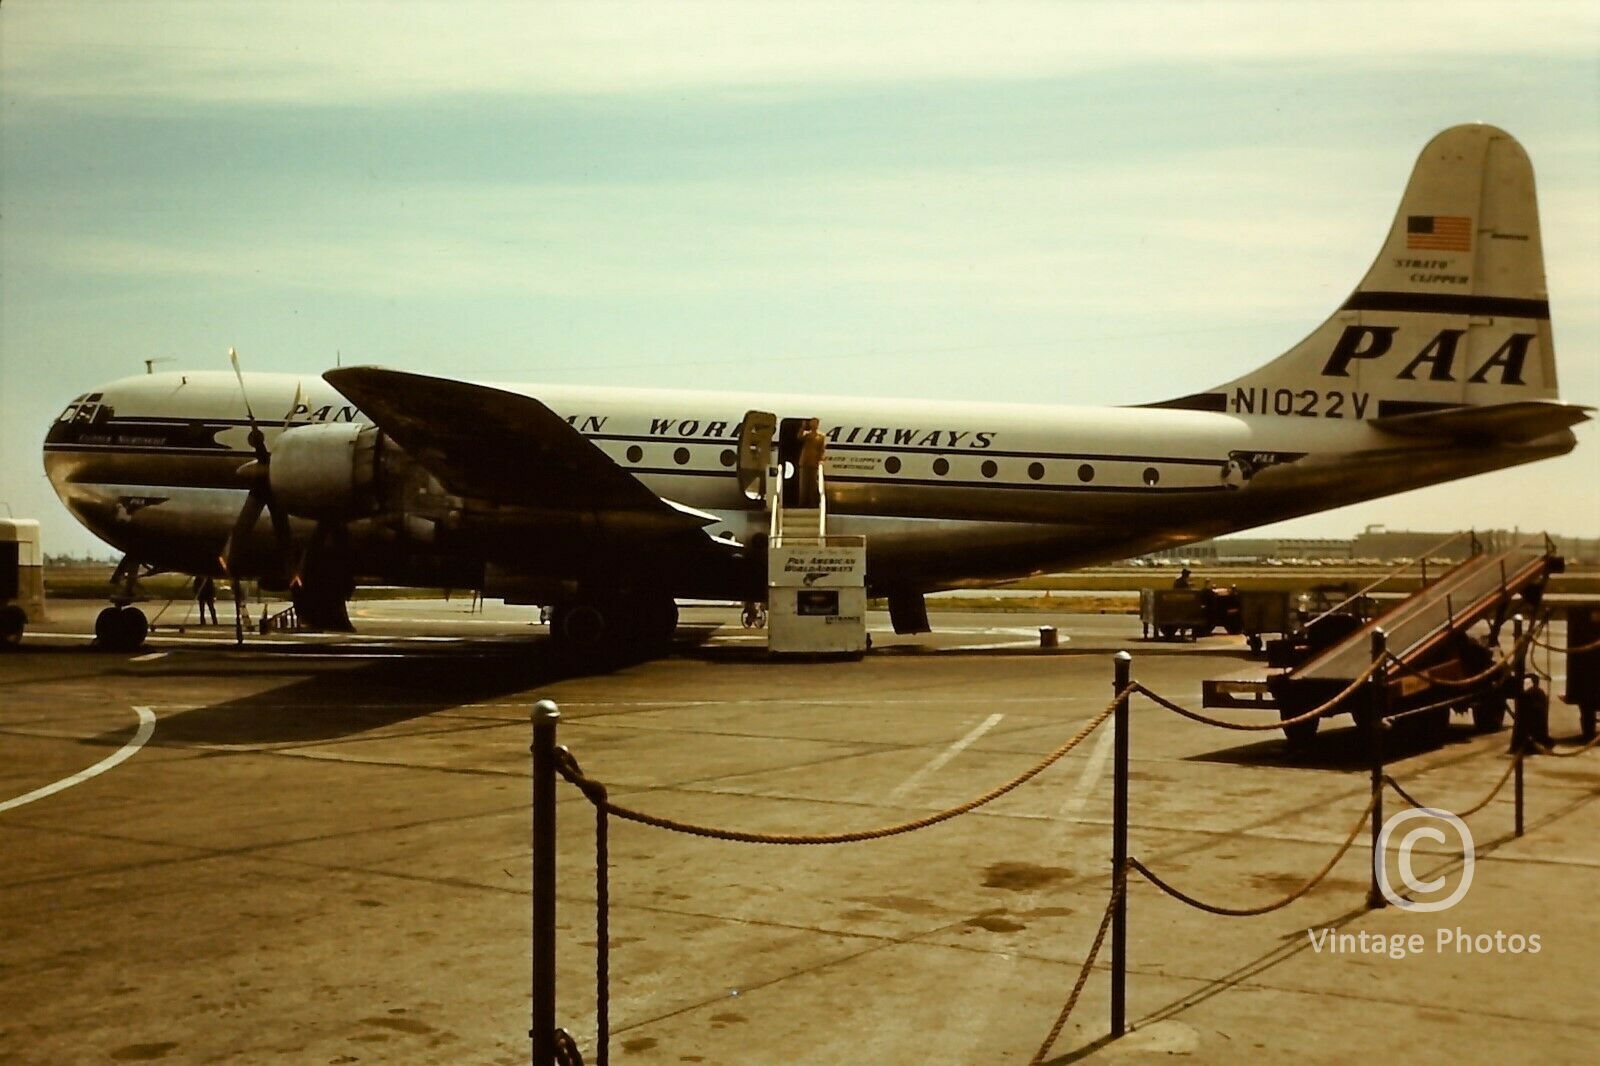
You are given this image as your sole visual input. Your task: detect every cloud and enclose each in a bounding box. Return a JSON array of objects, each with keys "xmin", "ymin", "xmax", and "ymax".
[{"xmin": 6, "ymin": 1, "xmax": 1598, "ymax": 104}]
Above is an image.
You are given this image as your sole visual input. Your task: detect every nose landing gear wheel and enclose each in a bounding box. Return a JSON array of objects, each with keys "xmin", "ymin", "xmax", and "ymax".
[{"xmin": 95, "ymin": 606, "xmax": 149, "ymax": 652}]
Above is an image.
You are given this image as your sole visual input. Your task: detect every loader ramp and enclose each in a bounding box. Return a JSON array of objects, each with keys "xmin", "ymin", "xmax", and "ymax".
[
  {"xmin": 1299, "ymin": 535, "xmax": 1556, "ymax": 683},
  {"xmin": 1203, "ymin": 534, "xmax": 1561, "ymax": 742},
  {"xmin": 1268, "ymin": 534, "xmax": 1561, "ymax": 741}
]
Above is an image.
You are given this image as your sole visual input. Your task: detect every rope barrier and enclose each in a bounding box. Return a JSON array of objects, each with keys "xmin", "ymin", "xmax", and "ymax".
[
  {"xmin": 1127, "ymin": 793, "xmax": 1376, "ymax": 917},
  {"xmin": 1531, "ymin": 632, "xmax": 1600, "ymax": 655},
  {"xmin": 1529, "ymin": 732, "xmax": 1600, "ymax": 758},
  {"xmin": 1380, "ymin": 622, "xmax": 1540, "ymax": 691},
  {"xmin": 1130, "ymin": 654, "xmax": 1384, "ymax": 732},
  {"xmin": 1384, "ymin": 754, "xmax": 1520, "ymax": 819},
  {"xmin": 1378, "ymin": 689, "xmax": 1477, "ymax": 725},
  {"xmin": 1029, "ymin": 870, "xmax": 1125, "ymax": 1066},
  {"xmin": 555, "ymin": 694, "xmax": 1124, "ymax": 846}
]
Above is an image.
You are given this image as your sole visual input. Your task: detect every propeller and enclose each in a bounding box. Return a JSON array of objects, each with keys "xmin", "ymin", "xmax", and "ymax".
[
  {"xmin": 218, "ymin": 348, "xmax": 296, "ymax": 586},
  {"xmin": 217, "ymin": 350, "xmax": 355, "ymax": 630}
]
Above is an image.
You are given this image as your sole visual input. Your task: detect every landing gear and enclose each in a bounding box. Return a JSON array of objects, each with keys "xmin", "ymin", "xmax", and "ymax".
[
  {"xmin": 95, "ymin": 605, "xmax": 149, "ymax": 652},
  {"xmin": 548, "ymin": 594, "xmax": 678, "ymax": 663},
  {"xmin": 97, "ymin": 554, "xmax": 150, "ymax": 652}
]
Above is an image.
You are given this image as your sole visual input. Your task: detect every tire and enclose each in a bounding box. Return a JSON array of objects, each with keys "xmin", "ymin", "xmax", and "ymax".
[
  {"xmin": 552, "ymin": 602, "xmax": 609, "ymax": 649},
  {"xmin": 1471, "ymin": 698, "xmax": 1508, "ymax": 734},
  {"xmin": 94, "ymin": 606, "xmax": 124, "ymax": 649},
  {"xmin": 1280, "ymin": 707, "xmax": 1319, "ymax": 750},
  {"xmin": 1246, "ymin": 634, "xmax": 1263, "ymax": 653},
  {"xmin": 636, "ymin": 597, "xmax": 679, "ymax": 651},
  {"xmin": 1424, "ymin": 705, "xmax": 1452, "ymax": 742},
  {"xmin": 1158, "ymin": 625, "xmax": 1179, "ymax": 641},
  {"xmin": 118, "ymin": 607, "xmax": 149, "ymax": 650},
  {"xmin": 96, "ymin": 606, "xmax": 148, "ymax": 651},
  {"xmin": 0, "ymin": 605, "xmax": 25, "ymax": 648}
]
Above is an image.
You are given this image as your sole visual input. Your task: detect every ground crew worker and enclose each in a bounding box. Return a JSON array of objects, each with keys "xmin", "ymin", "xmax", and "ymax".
[
  {"xmin": 1173, "ymin": 567, "xmax": 1193, "ymax": 589},
  {"xmin": 195, "ymin": 575, "xmax": 218, "ymax": 625}
]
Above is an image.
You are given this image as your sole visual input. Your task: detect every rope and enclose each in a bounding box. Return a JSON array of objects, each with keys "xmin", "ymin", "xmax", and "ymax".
[
  {"xmin": 1379, "ymin": 689, "xmax": 1476, "ymax": 724},
  {"xmin": 1530, "ymin": 632, "xmax": 1600, "ymax": 655},
  {"xmin": 555, "ymin": 694, "xmax": 1125, "ymax": 846},
  {"xmin": 1127, "ymin": 792, "xmax": 1376, "ymax": 916},
  {"xmin": 1384, "ymin": 753, "xmax": 1520, "ymax": 819},
  {"xmin": 1380, "ymin": 622, "xmax": 1539, "ymax": 691},
  {"xmin": 1131, "ymin": 654, "xmax": 1385, "ymax": 732},
  {"xmin": 1530, "ymin": 732, "xmax": 1600, "ymax": 759},
  {"xmin": 1028, "ymin": 869, "xmax": 1124, "ymax": 1066}
]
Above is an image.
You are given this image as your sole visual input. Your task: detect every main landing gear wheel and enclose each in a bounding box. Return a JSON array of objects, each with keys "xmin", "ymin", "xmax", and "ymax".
[
  {"xmin": 549, "ymin": 596, "xmax": 679, "ymax": 664},
  {"xmin": 94, "ymin": 605, "xmax": 149, "ymax": 652}
]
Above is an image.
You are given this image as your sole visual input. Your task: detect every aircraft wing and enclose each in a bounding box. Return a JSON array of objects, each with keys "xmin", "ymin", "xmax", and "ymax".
[
  {"xmin": 1370, "ymin": 400, "xmax": 1592, "ymax": 443},
  {"xmin": 323, "ymin": 367, "xmax": 717, "ymax": 527}
]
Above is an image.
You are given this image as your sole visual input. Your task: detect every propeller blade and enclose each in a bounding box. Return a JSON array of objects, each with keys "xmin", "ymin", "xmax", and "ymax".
[
  {"xmin": 221, "ymin": 490, "xmax": 266, "ymax": 576},
  {"xmin": 263, "ymin": 490, "xmax": 295, "ymax": 583},
  {"xmin": 229, "ymin": 347, "xmax": 269, "ymax": 462}
]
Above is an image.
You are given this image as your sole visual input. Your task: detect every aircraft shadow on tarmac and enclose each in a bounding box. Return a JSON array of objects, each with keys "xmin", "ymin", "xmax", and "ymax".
[
  {"xmin": 92, "ymin": 627, "xmax": 720, "ymax": 747},
  {"xmin": 1186, "ymin": 718, "xmax": 1486, "ymax": 772}
]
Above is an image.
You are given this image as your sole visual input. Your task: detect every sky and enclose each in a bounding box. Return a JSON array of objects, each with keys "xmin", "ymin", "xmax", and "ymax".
[{"xmin": 2, "ymin": 1, "xmax": 1597, "ymax": 558}]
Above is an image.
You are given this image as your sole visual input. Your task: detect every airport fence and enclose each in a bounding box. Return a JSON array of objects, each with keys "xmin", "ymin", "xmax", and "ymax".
[{"xmin": 527, "ymin": 610, "xmax": 1596, "ymax": 1066}]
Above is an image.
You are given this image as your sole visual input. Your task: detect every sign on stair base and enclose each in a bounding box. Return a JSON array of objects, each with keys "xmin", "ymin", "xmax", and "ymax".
[{"xmin": 768, "ymin": 538, "xmax": 868, "ymax": 656}]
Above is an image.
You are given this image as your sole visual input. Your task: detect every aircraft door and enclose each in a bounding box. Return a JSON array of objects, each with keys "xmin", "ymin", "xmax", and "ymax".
[{"xmin": 737, "ymin": 410, "xmax": 777, "ymax": 502}]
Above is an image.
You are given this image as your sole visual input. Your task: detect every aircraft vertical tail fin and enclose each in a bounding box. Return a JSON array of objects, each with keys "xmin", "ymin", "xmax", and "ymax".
[{"xmin": 1154, "ymin": 124, "xmax": 1559, "ymax": 421}]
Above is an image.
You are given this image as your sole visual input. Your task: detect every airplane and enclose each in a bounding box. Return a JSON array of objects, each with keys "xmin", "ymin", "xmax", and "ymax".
[{"xmin": 42, "ymin": 124, "xmax": 1589, "ymax": 656}]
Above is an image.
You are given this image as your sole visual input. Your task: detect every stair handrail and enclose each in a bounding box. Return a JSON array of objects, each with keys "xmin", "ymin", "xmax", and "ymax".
[{"xmin": 1300, "ymin": 529, "xmax": 1480, "ymax": 631}]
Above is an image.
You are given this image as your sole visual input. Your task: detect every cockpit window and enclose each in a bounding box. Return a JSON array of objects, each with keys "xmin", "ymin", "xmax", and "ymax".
[{"xmin": 56, "ymin": 405, "xmax": 80, "ymax": 423}]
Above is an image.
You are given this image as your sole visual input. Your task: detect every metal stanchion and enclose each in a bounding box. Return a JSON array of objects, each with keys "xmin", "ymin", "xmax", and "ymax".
[
  {"xmin": 531, "ymin": 700, "xmax": 560, "ymax": 1065},
  {"xmin": 1111, "ymin": 650, "xmax": 1131, "ymax": 1038},
  {"xmin": 1512, "ymin": 616, "xmax": 1525, "ymax": 838},
  {"xmin": 1365, "ymin": 629, "xmax": 1387, "ymax": 910}
]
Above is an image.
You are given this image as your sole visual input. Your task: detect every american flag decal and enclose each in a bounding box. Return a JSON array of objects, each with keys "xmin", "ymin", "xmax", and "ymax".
[{"xmin": 1406, "ymin": 215, "xmax": 1472, "ymax": 252}]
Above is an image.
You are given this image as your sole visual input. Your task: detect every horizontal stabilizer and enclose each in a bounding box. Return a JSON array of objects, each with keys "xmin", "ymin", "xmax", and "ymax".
[
  {"xmin": 1370, "ymin": 400, "xmax": 1591, "ymax": 442},
  {"xmin": 324, "ymin": 367, "xmax": 716, "ymax": 527}
]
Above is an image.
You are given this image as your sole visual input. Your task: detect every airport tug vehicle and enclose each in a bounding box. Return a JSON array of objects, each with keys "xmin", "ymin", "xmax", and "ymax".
[{"xmin": 0, "ymin": 519, "xmax": 46, "ymax": 648}]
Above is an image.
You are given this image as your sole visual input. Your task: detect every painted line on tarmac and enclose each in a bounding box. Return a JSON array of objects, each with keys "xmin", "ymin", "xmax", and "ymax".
[
  {"xmin": 0, "ymin": 706, "xmax": 156, "ymax": 814},
  {"xmin": 129, "ymin": 652, "xmax": 168, "ymax": 662},
  {"xmin": 888, "ymin": 712, "xmax": 1005, "ymax": 802},
  {"xmin": 1058, "ymin": 722, "xmax": 1116, "ymax": 819}
]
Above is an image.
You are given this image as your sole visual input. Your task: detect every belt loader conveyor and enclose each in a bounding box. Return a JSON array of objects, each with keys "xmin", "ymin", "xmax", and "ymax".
[{"xmin": 1203, "ymin": 534, "xmax": 1563, "ymax": 748}]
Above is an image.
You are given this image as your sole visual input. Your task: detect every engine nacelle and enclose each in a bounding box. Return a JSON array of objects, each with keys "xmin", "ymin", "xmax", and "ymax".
[{"xmin": 269, "ymin": 422, "xmax": 383, "ymax": 520}]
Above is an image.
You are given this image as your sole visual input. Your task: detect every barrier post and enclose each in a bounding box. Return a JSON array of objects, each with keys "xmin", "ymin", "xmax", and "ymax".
[
  {"xmin": 1512, "ymin": 616, "xmax": 1525, "ymax": 838},
  {"xmin": 1365, "ymin": 629, "xmax": 1387, "ymax": 910},
  {"xmin": 531, "ymin": 700, "xmax": 560, "ymax": 1064},
  {"xmin": 1111, "ymin": 650, "xmax": 1131, "ymax": 1038}
]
